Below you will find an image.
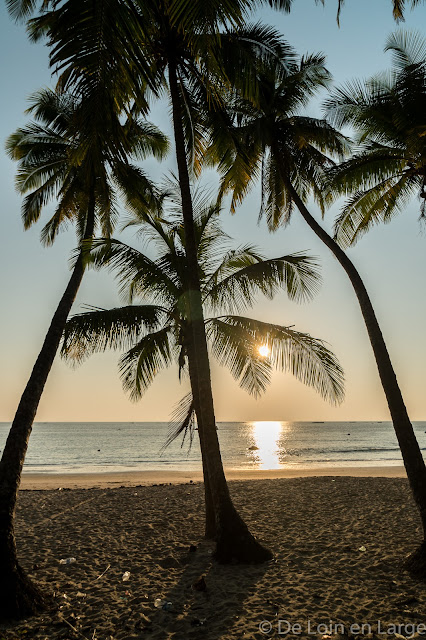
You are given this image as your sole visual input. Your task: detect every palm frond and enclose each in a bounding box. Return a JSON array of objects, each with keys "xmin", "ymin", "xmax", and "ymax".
[
  {"xmin": 85, "ymin": 238, "xmax": 180, "ymax": 304},
  {"xmin": 61, "ymin": 305, "xmax": 166, "ymax": 363},
  {"xmin": 333, "ymin": 172, "xmax": 419, "ymax": 247},
  {"xmin": 385, "ymin": 30, "xmax": 426, "ymax": 68},
  {"xmin": 204, "ymin": 249, "xmax": 321, "ymax": 311},
  {"xmin": 206, "ymin": 317, "xmax": 272, "ymax": 397},
  {"xmin": 211, "ymin": 316, "xmax": 345, "ymax": 404},
  {"xmin": 325, "ymin": 143, "xmax": 408, "ymax": 199},
  {"xmin": 162, "ymin": 393, "xmax": 196, "ymax": 450},
  {"xmin": 112, "ymin": 163, "xmax": 161, "ymax": 225},
  {"xmin": 124, "ymin": 118, "xmax": 169, "ymax": 161},
  {"xmin": 6, "ymin": 0, "xmax": 43, "ymax": 21},
  {"xmin": 218, "ymin": 23, "xmax": 298, "ymax": 102},
  {"xmin": 119, "ymin": 327, "xmax": 174, "ymax": 400},
  {"xmin": 40, "ymin": 201, "xmax": 73, "ymax": 246}
]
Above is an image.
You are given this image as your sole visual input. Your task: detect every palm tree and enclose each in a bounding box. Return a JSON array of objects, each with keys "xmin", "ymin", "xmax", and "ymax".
[
  {"xmin": 322, "ymin": 31, "xmax": 426, "ymax": 572},
  {"xmin": 0, "ymin": 88, "xmax": 167, "ymax": 620},
  {"xmin": 60, "ymin": 186, "xmax": 344, "ymax": 550},
  {"xmin": 9, "ymin": 0, "xmax": 420, "ymax": 580},
  {"xmin": 11, "ymin": 0, "xmax": 316, "ymax": 565},
  {"xmin": 324, "ymin": 31, "xmax": 426, "ymax": 247},
  {"xmin": 210, "ymin": 43, "xmax": 426, "ymax": 573}
]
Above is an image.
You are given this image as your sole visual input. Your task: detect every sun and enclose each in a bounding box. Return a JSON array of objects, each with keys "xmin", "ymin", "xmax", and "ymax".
[{"xmin": 258, "ymin": 344, "xmax": 270, "ymax": 358}]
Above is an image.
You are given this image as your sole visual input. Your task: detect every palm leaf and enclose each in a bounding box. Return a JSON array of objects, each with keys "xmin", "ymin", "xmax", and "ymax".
[
  {"xmin": 206, "ymin": 317, "xmax": 272, "ymax": 397},
  {"xmin": 162, "ymin": 393, "xmax": 196, "ymax": 450},
  {"xmin": 204, "ymin": 249, "xmax": 321, "ymax": 311},
  {"xmin": 119, "ymin": 326, "xmax": 174, "ymax": 400},
  {"xmin": 385, "ymin": 30, "xmax": 426, "ymax": 68},
  {"xmin": 61, "ymin": 305, "xmax": 166, "ymax": 363},
  {"xmin": 333, "ymin": 172, "xmax": 420, "ymax": 247},
  {"xmin": 210, "ymin": 316, "xmax": 345, "ymax": 404},
  {"xmin": 85, "ymin": 238, "xmax": 181, "ymax": 304}
]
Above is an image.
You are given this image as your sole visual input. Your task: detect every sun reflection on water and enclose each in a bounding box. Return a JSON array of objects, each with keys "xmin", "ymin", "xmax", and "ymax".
[{"xmin": 248, "ymin": 421, "xmax": 286, "ymax": 469}]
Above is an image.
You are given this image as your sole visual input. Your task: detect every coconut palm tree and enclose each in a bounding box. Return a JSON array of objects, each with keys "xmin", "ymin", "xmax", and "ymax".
[
  {"xmin": 15, "ymin": 0, "xmax": 312, "ymax": 565},
  {"xmin": 60, "ymin": 186, "xmax": 344, "ymax": 553},
  {"xmin": 324, "ymin": 31, "xmax": 426, "ymax": 247},
  {"xmin": 0, "ymin": 88, "xmax": 167, "ymax": 620},
  {"xmin": 322, "ymin": 30, "xmax": 426, "ymax": 572},
  {"xmin": 210, "ymin": 44, "xmax": 426, "ymax": 573},
  {"xmin": 9, "ymin": 0, "xmax": 420, "ymax": 583}
]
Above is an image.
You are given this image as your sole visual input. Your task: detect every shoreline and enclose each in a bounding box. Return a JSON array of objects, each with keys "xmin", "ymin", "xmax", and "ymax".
[{"xmin": 20, "ymin": 464, "xmax": 407, "ymax": 489}]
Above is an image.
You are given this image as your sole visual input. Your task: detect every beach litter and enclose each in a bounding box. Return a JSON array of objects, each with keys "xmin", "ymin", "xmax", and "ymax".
[
  {"xmin": 122, "ymin": 571, "xmax": 131, "ymax": 581},
  {"xmin": 192, "ymin": 575, "xmax": 207, "ymax": 592},
  {"xmin": 95, "ymin": 564, "xmax": 110, "ymax": 580},
  {"xmin": 358, "ymin": 546, "xmax": 367, "ymax": 552},
  {"xmin": 59, "ymin": 557, "xmax": 76, "ymax": 564},
  {"xmin": 154, "ymin": 598, "xmax": 173, "ymax": 611}
]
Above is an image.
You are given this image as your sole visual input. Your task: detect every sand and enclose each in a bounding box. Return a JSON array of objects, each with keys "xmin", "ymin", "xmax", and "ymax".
[
  {"xmin": 3, "ymin": 470, "xmax": 426, "ymax": 640},
  {"xmin": 20, "ymin": 465, "xmax": 407, "ymax": 490}
]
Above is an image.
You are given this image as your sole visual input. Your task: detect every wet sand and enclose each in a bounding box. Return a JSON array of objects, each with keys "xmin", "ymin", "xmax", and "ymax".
[{"xmin": 20, "ymin": 465, "xmax": 407, "ymax": 490}]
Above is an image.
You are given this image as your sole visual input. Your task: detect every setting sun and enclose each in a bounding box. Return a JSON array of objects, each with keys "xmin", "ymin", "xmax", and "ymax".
[{"xmin": 258, "ymin": 345, "xmax": 270, "ymax": 358}]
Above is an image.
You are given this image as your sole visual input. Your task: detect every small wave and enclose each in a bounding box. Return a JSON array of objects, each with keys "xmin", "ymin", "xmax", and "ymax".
[{"xmin": 284, "ymin": 446, "xmax": 419, "ymax": 456}]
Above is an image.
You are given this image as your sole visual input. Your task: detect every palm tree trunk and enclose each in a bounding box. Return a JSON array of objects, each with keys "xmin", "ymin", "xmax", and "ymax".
[
  {"xmin": 287, "ymin": 181, "xmax": 426, "ymax": 570},
  {"xmin": 168, "ymin": 60, "xmax": 272, "ymax": 563},
  {"xmin": 0, "ymin": 192, "xmax": 96, "ymax": 620},
  {"xmin": 186, "ymin": 342, "xmax": 216, "ymax": 538},
  {"xmin": 198, "ymin": 438, "xmax": 216, "ymax": 540}
]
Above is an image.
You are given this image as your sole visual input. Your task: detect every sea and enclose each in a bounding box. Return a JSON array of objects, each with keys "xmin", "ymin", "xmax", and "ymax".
[{"xmin": 1, "ymin": 421, "xmax": 425, "ymax": 474}]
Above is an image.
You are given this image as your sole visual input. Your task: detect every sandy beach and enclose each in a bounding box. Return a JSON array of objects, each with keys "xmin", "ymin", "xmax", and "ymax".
[
  {"xmin": 20, "ymin": 465, "xmax": 407, "ymax": 490},
  {"xmin": 3, "ymin": 469, "xmax": 426, "ymax": 640}
]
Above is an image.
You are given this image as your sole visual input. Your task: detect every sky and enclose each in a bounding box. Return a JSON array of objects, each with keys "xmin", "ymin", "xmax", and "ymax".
[{"xmin": 0, "ymin": 0, "xmax": 426, "ymax": 423}]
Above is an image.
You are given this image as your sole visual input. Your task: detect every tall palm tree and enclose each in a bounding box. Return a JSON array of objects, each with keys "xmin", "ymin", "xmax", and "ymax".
[
  {"xmin": 0, "ymin": 88, "xmax": 167, "ymax": 620},
  {"xmin": 60, "ymin": 187, "xmax": 344, "ymax": 548},
  {"xmin": 8, "ymin": 0, "xmax": 419, "ymax": 584},
  {"xmin": 31, "ymin": 0, "xmax": 312, "ymax": 562},
  {"xmin": 322, "ymin": 31, "xmax": 426, "ymax": 572},
  {"xmin": 210, "ymin": 44, "xmax": 426, "ymax": 572},
  {"xmin": 10, "ymin": 0, "xmax": 313, "ymax": 565},
  {"xmin": 324, "ymin": 31, "xmax": 426, "ymax": 247}
]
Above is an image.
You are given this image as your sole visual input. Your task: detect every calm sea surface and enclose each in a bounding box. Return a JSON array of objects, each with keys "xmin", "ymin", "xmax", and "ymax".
[{"xmin": 0, "ymin": 421, "xmax": 425, "ymax": 474}]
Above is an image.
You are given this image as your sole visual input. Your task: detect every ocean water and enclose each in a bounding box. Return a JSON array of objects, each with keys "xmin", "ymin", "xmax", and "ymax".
[{"xmin": 1, "ymin": 421, "xmax": 426, "ymax": 474}]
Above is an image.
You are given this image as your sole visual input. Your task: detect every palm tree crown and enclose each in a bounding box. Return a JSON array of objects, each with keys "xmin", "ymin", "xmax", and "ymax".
[
  {"xmin": 208, "ymin": 47, "xmax": 349, "ymax": 227},
  {"xmin": 6, "ymin": 88, "xmax": 168, "ymax": 245},
  {"xmin": 61, "ymin": 186, "xmax": 344, "ymax": 406},
  {"xmin": 324, "ymin": 31, "xmax": 426, "ymax": 247}
]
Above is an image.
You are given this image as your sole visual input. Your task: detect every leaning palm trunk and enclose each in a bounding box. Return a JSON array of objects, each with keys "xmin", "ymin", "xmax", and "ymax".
[
  {"xmin": 197, "ymin": 427, "xmax": 216, "ymax": 540},
  {"xmin": 0, "ymin": 197, "xmax": 95, "ymax": 620},
  {"xmin": 186, "ymin": 343, "xmax": 216, "ymax": 539},
  {"xmin": 286, "ymin": 180, "xmax": 426, "ymax": 569},
  {"xmin": 168, "ymin": 61, "xmax": 272, "ymax": 562}
]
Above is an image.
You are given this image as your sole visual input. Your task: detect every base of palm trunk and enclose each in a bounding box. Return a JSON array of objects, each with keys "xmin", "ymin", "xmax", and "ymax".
[
  {"xmin": 214, "ymin": 510, "xmax": 273, "ymax": 564},
  {"xmin": 0, "ymin": 562, "xmax": 49, "ymax": 621},
  {"xmin": 404, "ymin": 541, "xmax": 426, "ymax": 578}
]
